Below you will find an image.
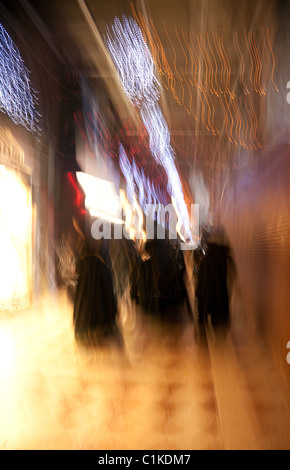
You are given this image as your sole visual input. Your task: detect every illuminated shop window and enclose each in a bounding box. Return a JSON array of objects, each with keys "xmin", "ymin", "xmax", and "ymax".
[{"xmin": 0, "ymin": 165, "xmax": 32, "ymax": 311}]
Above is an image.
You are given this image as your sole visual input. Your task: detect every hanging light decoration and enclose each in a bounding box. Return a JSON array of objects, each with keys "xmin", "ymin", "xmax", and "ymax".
[
  {"xmin": 0, "ymin": 23, "xmax": 41, "ymax": 134},
  {"xmin": 105, "ymin": 16, "xmax": 193, "ymax": 242}
]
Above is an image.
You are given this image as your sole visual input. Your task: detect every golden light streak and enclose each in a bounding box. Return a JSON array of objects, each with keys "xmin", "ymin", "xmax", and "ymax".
[
  {"xmin": 213, "ymin": 33, "xmax": 226, "ymax": 93},
  {"xmin": 267, "ymin": 27, "xmax": 279, "ymax": 93},
  {"xmin": 249, "ymin": 32, "xmax": 259, "ymax": 94},
  {"xmin": 120, "ymin": 189, "xmax": 136, "ymax": 240},
  {"xmin": 171, "ymin": 196, "xmax": 186, "ymax": 243},
  {"xmin": 200, "ymin": 34, "xmax": 215, "ymax": 95},
  {"xmin": 233, "ymin": 31, "xmax": 249, "ymax": 95},
  {"xmin": 207, "ymin": 33, "xmax": 222, "ymax": 97},
  {"xmin": 160, "ymin": 22, "xmax": 181, "ymax": 105},
  {"xmin": 197, "ymin": 34, "xmax": 209, "ymax": 93},
  {"xmin": 199, "ymin": 90, "xmax": 210, "ymax": 133},
  {"xmin": 219, "ymin": 36, "xmax": 235, "ymax": 99},
  {"xmin": 251, "ymin": 31, "xmax": 265, "ymax": 96},
  {"xmin": 202, "ymin": 90, "xmax": 217, "ymax": 135},
  {"xmin": 245, "ymin": 30, "xmax": 256, "ymax": 94},
  {"xmin": 176, "ymin": 28, "xmax": 195, "ymax": 116},
  {"xmin": 133, "ymin": 195, "xmax": 146, "ymax": 242}
]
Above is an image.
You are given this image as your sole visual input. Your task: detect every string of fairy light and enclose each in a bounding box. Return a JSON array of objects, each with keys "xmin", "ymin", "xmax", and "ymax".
[{"xmin": 0, "ymin": 22, "xmax": 41, "ymax": 135}]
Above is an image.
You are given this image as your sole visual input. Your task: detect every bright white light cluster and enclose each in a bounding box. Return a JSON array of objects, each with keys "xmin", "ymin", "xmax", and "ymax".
[
  {"xmin": 76, "ymin": 171, "xmax": 122, "ymax": 223},
  {"xmin": 141, "ymin": 104, "xmax": 173, "ymax": 166},
  {"xmin": 105, "ymin": 16, "xmax": 160, "ymax": 108},
  {"xmin": 105, "ymin": 17, "xmax": 193, "ymax": 241},
  {"xmin": 119, "ymin": 143, "xmax": 167, "ymax": 227},
  {"xmin": 0, "ymin": 23, "xmax": 41, "ymax": 134}
]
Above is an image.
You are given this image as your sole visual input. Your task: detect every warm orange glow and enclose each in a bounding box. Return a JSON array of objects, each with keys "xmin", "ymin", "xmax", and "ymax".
[
  {"xmin": 0, "ymin": 329, "xmax": 15, "ymax": 378},
  {"xmin": 0, "ymin": 165, "xmax": 32, "ymax": 311}
]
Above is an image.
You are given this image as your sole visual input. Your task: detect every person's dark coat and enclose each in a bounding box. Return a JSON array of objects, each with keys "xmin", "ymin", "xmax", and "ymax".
[
  {"xmin": 196, "ymin": 242, "xmax": 233, "ymax": 328},
  {"xmin": 73, "ymin": 249, "xmax": 117, "ymax": 336}
]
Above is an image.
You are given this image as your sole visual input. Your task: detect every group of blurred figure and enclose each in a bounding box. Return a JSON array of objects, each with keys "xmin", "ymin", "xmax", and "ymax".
[{"xmin": 63, "ymin": 211, "xmax": 237, "ymax": 346}]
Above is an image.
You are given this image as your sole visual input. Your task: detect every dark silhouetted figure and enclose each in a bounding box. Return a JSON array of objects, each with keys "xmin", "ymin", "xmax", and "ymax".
[
  {"xmin": 134, "ymin": 230, "xmax": 193, "ymax": 324},
  {"xmin": 72, "ymin": 214, "xmax": 119, "ymax": 344},
  {"xmin": 195, "ymin": 225, "xmax": 236, "ymax": 338}
]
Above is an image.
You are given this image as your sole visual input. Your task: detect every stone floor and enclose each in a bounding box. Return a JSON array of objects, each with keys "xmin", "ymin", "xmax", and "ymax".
[{"xmin": 0, "ymin": 289, "xmax": 289, "ymax": 450}]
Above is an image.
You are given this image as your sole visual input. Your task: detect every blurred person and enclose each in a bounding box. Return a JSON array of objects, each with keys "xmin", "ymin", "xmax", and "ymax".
[
  {"xmin": 136, "ymin": 224, "xmax": 193, "ymax": 324},
  {"xmin": 110, "ymin": 236, "xmax": 142, "ymax": 302},
  {"xmin": 55, "ymin": 222, "xmax": 85, "ymax": 303},
  {"xmin": 195, "ymin": 224, "xmax": 237, "ymax": 339},
  {"xmin": 72, "ymin": 212, "xmax": 120, "ymax": 345}
]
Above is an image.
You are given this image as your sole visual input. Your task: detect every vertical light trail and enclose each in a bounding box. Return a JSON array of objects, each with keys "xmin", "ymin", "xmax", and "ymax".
[
  {"xmin": 207, "ymin": 33, "xmax": 221, "ymax": 97},
  {"xmin": 105, "ymin": 16, "xmax": 193, "ymax": 242},
  {"xmin": 250, "ymin": 31, "xmax": 265, "ymax": 96},
  {"xmin": 219, "ymin": 36, "xmax": 235, "ymax": 99},
  {"xmin": 234, "ymin": 31, "xmax": 249, "ymax": 95},
  {"xmin": 245, "ymin": 30, "xmax": 256, "ymax": 94}
]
